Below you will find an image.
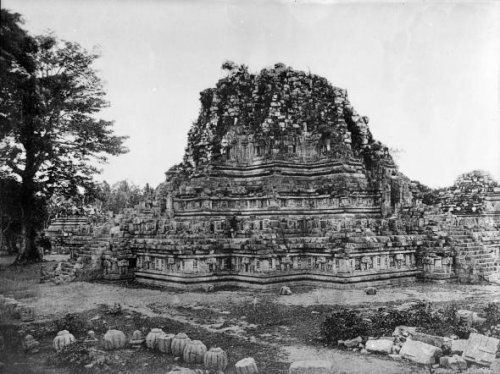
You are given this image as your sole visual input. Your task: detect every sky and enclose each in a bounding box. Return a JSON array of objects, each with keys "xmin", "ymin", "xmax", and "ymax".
[{"xmin": 4, "ymin": 0, "xmax": 500, "ymax": 188}]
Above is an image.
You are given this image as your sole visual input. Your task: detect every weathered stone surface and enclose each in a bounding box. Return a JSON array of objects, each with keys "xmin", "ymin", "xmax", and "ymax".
[
  {"xmin": 399, "ymin": 339, "xmax": 442, "ymax": 365},
  {"xmin": 462, "ymin": 333, "xmax": 499, "ymax": 366},
  {"xmin": 410, "ymin": 332, "xmax": 451, "ymax": 350},
  {"xmin": 450, "ymin": 339, "xmax": 467, "ymax": 354},
  {"xmin": 439, "ymin": 355, "xmax": 467, "ymax": 370},
  {"xmin": 280, "ymin": 286, "xmax": 292, "ymax": 295},
  {"xmin": 490, "ymin": 359, "xmax": 500, "ymax": 373},
  {"xmin": 235, "ymin": 357, "xmax": 258, "ymax": 374},
  {"xmin": 365, "ymin": 339, "xmax": 393, "ymax": 354},
  {"xmin": 393, "ymin": 326, "xmax": 417, "ymax": 337},
  {"xmin": 289, "ymin": 360, "xmax": 334, "ymax": 374},
  {"xmin": 343, "ymin": 336, "xmax": 363, "ymax": 348},
  {"xmin": 457, "ymin": 310, "xmax": 487, "ymax": 327},
  {"xmin": 364, "ymin": 287, "xmax": 377, "ymax": 295}
]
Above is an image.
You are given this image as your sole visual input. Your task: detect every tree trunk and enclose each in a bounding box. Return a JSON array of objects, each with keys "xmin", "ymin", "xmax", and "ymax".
[
  {"xmin": 18, "ymin": 220, "xmax": 40, "ymax": 263},
  {"xmin": 14, "ymin": 77, "xmax": 43, "ymax": 264},
  {"xmin": 15, "ymin": 189, "xmax": 42, "ymax": 263}
]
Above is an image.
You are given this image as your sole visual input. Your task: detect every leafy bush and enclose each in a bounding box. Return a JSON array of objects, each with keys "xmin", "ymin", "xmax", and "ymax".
[
  {"xmin": 321, "ymin": 309, "xmax": 370, "ymax": 343},
  {"xmin": 55, "ymin": 313, "xmax": 88, "ymax": 336},
  {"xmin": 484, "ymin": 302, "xmax": 500, "ymax": 327},
  {"xmin": 48, "ymin": 341, "xmax": 91, "ymax": 367},
  {"xmin": 322, "ymin": 302, "xmax": 476, "ymax": 344},
  {"xmin": 105, "ymin": 303, "xmax": 123, "ymax": 316}
]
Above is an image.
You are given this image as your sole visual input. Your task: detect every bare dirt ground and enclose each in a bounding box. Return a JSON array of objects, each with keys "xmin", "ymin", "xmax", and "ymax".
[{"xmin": 1, "ymin": 255, "xmax": 500, "ymax": 373}]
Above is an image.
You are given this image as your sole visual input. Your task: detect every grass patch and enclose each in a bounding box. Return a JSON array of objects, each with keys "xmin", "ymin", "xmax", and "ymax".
[
  {"xmin": 1, "ymin": 304, "xmax": 289, "ymax": 374},
  {"xmin": 0, "ymin": 262, "xmax": 42, "ymax": 299}
]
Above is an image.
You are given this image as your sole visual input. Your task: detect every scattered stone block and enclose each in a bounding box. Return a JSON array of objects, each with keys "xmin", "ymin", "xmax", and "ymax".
[
  {"xmin": 456, "ymin": 310, "xmax": 474, "ymax": 327},
  {"xmin": 22, "ymin": 335, "xmax": 40, "ymax": 353},
  {"xmin": 455, "ymin": 310, "xmax": 486, "ymax": 326},
  {"xmin": 279, "ymin": 286, "xmax": 292, "ymax": 295},
  {"xmin": 379, "ymin": 336, "xmax": 395, "ymax": 341},
  {"xmin": 490, "ymin": 359, "xmax": 500, "ymax": 373},
  {"xmin": 343, "ymin": 336, "xmax": 362, "ymax": 348},
  {"xmin": 129, "ymin": 330, "xmax": 145, "ymax": 347},
  {"xmin": 393, "ymin": 326, "xmax": 417, "ymax": 337},
  {"xmin": 399, "ymin": 339, "xmax": 442, "ymax": 365},
  {"xmin": 18, "ymin": 304, "xmax": 35, "ymax": 322},
  {"xmin": 201, "ymin": 284, "xmax": 214, "ymax": 293},
  {"xmin": 462, "ymin": 333, "xmax": 499, "ymax": 366},
  {"xmin": 365, "ymin": 339, "xmax": 393, "ymax": 354},
  {"xmin": 364, "ymin": 287, "xmax": 377, "ymax": 295},
  {"xmin": 450, "ymin": 339, "xmax": 467, "ymax": 354},
  {"xmin": 84, "ymin": 330, "xmax": 98, "ymax": 346},
  {"xmin": 289, "ymin": 360, "xmax": 335, "ymax": 374},
  {"xmin": 439, "ymin": 355, "xmax": 467, "ymax": 370},
  {"xmin": 166, "ymin": 367, "xmax": 199, "ymax": 374},
  {"xmin": 411, "ymin": 332, "xmax": 451, "ymax": 350},
  {"xmin": 235, "ymin": 357, "xmax": 258, "ymax": 374}
]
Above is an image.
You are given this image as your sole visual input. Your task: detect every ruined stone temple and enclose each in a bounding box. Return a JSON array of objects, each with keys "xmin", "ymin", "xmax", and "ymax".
[{"xmin": 45, "ymin": 63, "xmax": 500, "ymax": 288}]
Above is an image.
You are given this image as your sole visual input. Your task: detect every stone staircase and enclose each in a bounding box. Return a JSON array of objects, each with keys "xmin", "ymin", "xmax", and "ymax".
[{"xmin": 448, "ymin": 226, "xmax": 498, "ymax": 282}]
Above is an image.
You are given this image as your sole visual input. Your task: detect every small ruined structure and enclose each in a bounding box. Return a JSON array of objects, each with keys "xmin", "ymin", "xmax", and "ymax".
[
  {"xmin": 46, "ymin": 63, "xmax": 500, "ymax": 288},
  {"xmin": 420, "ymin": 171, "xmax": 500, "ymax": 282},
  {"xmin": 44, "ymin": 214, "xmax": 134, "ymax": 282}
]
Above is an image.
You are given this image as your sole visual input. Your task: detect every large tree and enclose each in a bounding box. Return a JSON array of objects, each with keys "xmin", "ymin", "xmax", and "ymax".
[{"xmin": 0, "ymin": 10, "xmax": 127, "ymax": 263}]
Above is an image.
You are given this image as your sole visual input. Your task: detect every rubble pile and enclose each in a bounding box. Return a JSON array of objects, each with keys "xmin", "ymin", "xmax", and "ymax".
[
  {"xmin": 438, "ymin": 170, "xmax": 500, "ymax": 216},
  {"xmin": 0, "ymin": 295, "xmax": 35, "ymax": 322},
  {"xmin": 332, "ymin": 306, "xmax": 500, "ymax": 370}
]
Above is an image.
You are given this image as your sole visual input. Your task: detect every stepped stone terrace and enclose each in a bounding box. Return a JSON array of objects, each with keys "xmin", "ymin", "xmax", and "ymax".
[{"xmin": 45, "ymin": 63, "xmax": 500, "ymax": 289}]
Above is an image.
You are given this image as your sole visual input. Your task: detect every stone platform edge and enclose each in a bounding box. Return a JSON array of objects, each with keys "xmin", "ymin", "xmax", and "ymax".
[{"xmin": 134, "ymin": 269, "xmax": 420, "ymax": 289}]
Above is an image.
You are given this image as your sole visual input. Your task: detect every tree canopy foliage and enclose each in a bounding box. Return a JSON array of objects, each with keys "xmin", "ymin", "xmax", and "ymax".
[
  {"xmin": 0, "ymin": 9, "xmax": 128, "ymax": 262},
  {"xmin": 94, "ymin": 180, "xmax": 155, "ymax": 214}
]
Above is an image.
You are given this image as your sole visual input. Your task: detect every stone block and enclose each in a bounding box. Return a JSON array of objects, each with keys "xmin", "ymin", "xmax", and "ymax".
[
  {"xmin": 400, "ymin": 339, "xmax": 442, "ymax": 365},
  {"xmin": 289, "ymin": 360, "xmax": 335, "ymax": 374},
  {"xmin": 456, "ymin": 309, "xmax": 474, "ymax": 327},
  {"xmin": 462, "ymin": 333, "xmax": 499, "ymax": 366},
  {"xmin": 364, "ymin": 287, "xmax": 377, "ymax": 295},
  {"xmin": 439, "ymin": 355, "xmax": 467, "ymax": 370},
  {"xmin": 280, "ymin": 286, "xmax": 292, "ymax": 295},
  {"xmin": 392, "ymin": 326, "xmax": 417, "ymax": 337},
  {"xmin": 343, "ymin": 336, "xmax": 362, "ymax": 348},
  {"xmin": 450, "ymin": 339, "xmax": 467, "ymax": 354},
  {"xmin": 365, "ymin": 339, "xmax": 393, "ymax": 354},
  {"xmin": 411, "ymin": 332, "xmax": 451, "ymax": 350},
  {"xmin": 490, "ymin": 359, "xmax": 500, "ymax": 373}
]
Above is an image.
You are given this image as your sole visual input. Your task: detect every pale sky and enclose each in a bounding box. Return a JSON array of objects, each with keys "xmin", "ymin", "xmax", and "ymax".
[{"xmin": 4, "ymin": 0, "xmax": 500, "ymax": 188}]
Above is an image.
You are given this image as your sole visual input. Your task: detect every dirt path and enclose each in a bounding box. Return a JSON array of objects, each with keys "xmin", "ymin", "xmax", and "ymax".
[
  {"xmin": 25, "ymin": 282, "xmax": 255, "ymax": 317},
  {"xmin": 21, "ymin": 280, "xmax": 500, "ymax": 318},
  {"xmin": 278, "ymin": 283, "xmax": 500, "ymax": 307},
  {"xmin": 282, "ymin": 345, "xmax": 428, "ymax": 374},
  {"xmin": 3, "ymin": 260, "xmax": 500, "ymax": 373}
]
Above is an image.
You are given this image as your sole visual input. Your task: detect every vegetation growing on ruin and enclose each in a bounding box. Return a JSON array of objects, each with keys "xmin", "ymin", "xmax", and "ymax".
[
  {"xmin": 321, "ymin": 301, "xmax": 500, "ymax": 344},
  {"xmin": 181, "ymin": 62, "xmax": 394, "ymax": 176}
]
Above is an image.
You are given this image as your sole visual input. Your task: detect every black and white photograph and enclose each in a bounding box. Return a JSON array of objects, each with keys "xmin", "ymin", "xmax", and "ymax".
[{"xmin": 1, "ymin": 0, "xmax": 499, "ymax": 373}]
